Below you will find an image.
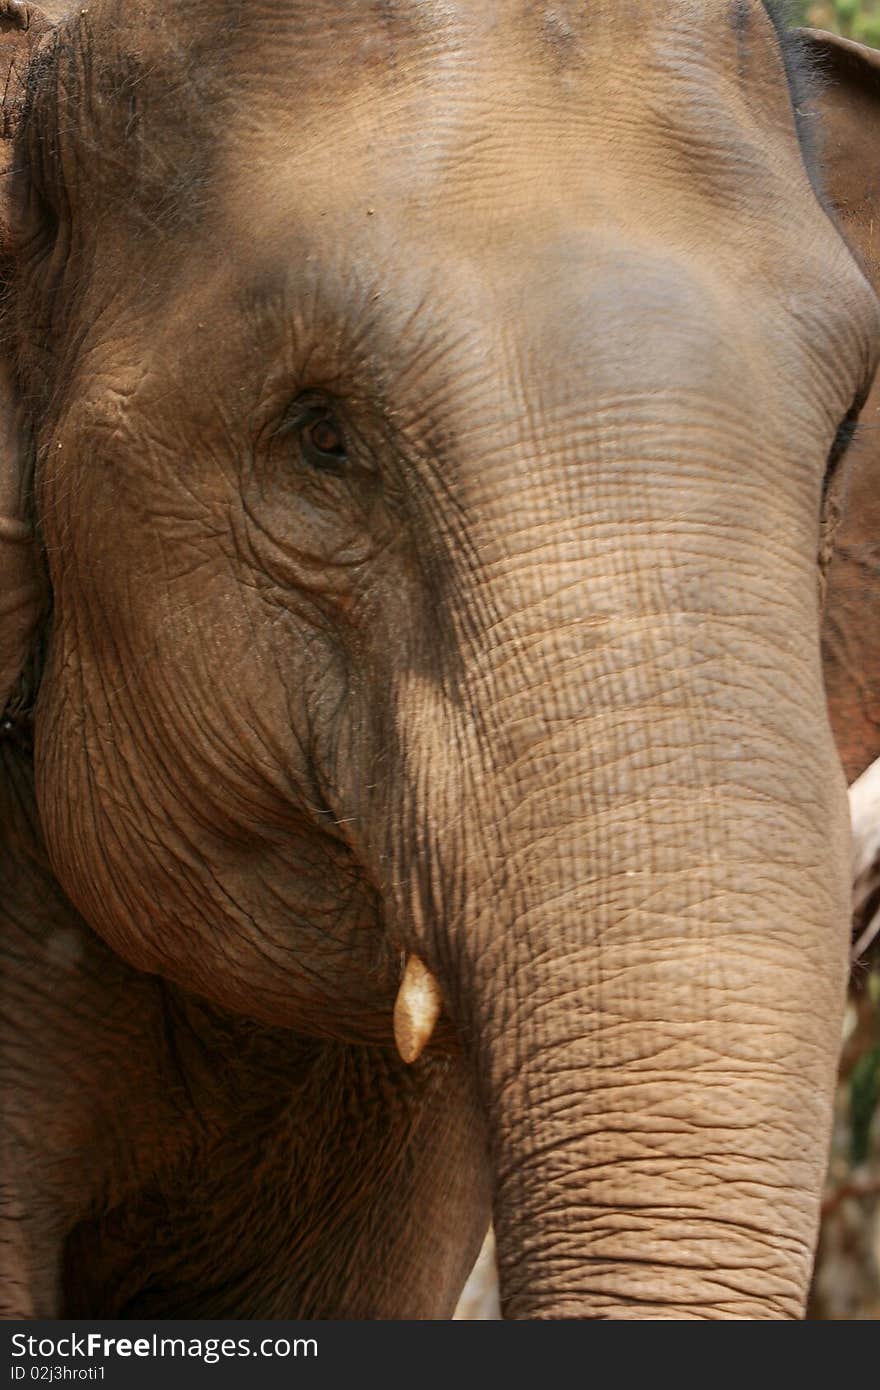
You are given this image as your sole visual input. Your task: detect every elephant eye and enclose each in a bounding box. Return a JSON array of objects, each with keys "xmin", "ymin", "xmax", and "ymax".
[{"xmin": 300, "ymin": 411, "xmax": 347, "ymax": 471}]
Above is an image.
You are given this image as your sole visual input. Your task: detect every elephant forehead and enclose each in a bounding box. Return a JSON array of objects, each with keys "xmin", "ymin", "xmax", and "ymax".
[
  {"xmin": 38, "ymin": 1, "xmax": 875, "ymax": 420},
  {"xmin": 209, "ymin": 9, "xmax": 818, "ymax": 266},
  {"xmin": 170, "ymin": 0, "xmax": 794, "ymax": 106},
  {"xmin": 46, "ymin": 3, "xmax": 820, "ymax": 263},
  {"xmin": 216, "ymin": 112, "xmax": 839, "ymax": 391},
  {"xmin": 228, "ymin": 220, "xmax": 746, "ymax": 400},
  {"xmin": 221, "ymin": 92, "xmax": 778, "ymax": 266}
]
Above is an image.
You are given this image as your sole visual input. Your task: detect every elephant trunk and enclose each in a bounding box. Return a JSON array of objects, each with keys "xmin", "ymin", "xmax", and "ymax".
[
  {"xmin": 422, "ymin": 538, "xmax": 852, "ymax": 1318},
  {"xmin": 369, "ymin": 254, "xmax": 861, "ymax": 1317}
]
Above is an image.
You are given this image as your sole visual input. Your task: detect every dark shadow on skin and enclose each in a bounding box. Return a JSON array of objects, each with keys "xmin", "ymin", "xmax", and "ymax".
[{"xmin": 759, "ymin": 0, "xmax": 826, "ymax": 191}]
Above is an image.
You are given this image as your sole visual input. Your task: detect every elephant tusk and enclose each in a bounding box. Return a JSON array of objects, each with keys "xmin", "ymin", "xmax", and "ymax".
[{"xmin": 393, "ymin": 955, "xmax": 443, "ymax": 1064}]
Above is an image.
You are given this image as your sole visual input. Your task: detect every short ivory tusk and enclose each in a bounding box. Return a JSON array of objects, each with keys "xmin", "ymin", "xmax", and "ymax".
[{"xmin": 393, "ymin": 955, "xmax": 443, "ymax": 1064}]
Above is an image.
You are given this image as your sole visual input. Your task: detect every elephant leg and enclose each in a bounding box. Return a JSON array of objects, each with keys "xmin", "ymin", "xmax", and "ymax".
[
  {"xmin": 61, "ymin": 1042, "xmax": 490, "ymax": 1320},
  {"xmin": 1, "ymin": 745, "xmax": 194, "ymax": 1320}
]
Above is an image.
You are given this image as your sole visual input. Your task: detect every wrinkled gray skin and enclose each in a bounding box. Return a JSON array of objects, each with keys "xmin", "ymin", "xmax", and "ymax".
[{"xmin": 1, "ymin": 0, "xmax": 879, "ymax": 1319}]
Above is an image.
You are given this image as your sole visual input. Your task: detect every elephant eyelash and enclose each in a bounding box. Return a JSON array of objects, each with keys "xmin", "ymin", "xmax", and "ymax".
[
  {"xmin": 271, "ymin": 394, "xmax": 351, "ymax": 475},
  {"xmin": 274, "ymin": 393, "xmax": 338, "ymax": 438}
]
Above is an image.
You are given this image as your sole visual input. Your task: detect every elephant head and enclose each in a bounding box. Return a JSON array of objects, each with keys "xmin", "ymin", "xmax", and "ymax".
[{"xmin": 1, "ymin": 1, "xmax": 879, "ymax": 1318}]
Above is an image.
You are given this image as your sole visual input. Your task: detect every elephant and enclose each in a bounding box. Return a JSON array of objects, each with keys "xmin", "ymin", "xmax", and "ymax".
[{"xmin": 0, "ymin": 0, "xmax": 879, "ymax": 1321}]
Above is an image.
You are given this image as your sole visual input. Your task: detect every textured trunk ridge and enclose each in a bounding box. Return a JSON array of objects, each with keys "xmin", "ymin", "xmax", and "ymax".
[{"xmin": 438, "ymin": 593, "xmax": 852, "ymax": 1318}]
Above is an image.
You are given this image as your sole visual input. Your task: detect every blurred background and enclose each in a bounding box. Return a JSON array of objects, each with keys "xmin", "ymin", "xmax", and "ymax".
[{"xmin": 794, "ymin": 0, "xmax": 880, "ymax": 45}]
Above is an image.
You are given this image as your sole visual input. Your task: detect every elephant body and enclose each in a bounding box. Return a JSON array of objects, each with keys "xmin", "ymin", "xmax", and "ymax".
[{"xmin": 1, "ymin": 1, "xmax": 879, "ymax": 1319}]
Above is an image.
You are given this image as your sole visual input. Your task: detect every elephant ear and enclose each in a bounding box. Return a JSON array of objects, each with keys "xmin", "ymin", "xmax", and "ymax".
[
  {"xmin": 798, "ymin": 28, "xmax": 880, "ymax": 283},
  {"xmin": 0, "ymin": 2, "xmax": 51, "ymax": 718},
  {"xmin": 798, "ymin": 28, "xmax": 880, "ymax": 784}
]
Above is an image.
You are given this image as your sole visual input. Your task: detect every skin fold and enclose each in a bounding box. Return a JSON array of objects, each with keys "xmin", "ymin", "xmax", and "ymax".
[{"xmin": 0, "ymin": 1, "xmax": 878, "ymax": 1319}]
